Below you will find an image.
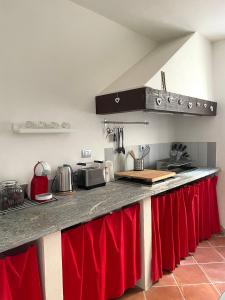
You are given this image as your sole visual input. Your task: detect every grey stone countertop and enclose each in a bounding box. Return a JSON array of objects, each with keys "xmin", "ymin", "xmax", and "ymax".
[{"xmin": 0, "ymin": 168, "xmax": 219, "ymax": 253}]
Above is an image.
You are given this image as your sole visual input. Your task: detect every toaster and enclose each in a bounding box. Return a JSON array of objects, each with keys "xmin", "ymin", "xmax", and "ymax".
[{"xmin": 77, "ymin": 167, "xmax": 106, "ymax": 189}]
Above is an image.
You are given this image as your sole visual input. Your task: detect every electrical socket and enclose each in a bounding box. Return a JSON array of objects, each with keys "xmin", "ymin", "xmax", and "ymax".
[{"xmin": 81, "ymin": 149, "xmax": 92, "ymax": 158}]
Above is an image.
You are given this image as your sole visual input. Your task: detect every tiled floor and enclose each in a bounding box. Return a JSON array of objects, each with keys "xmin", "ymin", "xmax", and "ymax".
[{"xmin": 118, "ymin": 234, "xmax": 225, "ymax": 300}]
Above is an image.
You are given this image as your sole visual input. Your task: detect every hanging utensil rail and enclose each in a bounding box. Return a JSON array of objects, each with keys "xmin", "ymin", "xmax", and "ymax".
[{"xmin": 103, "ymin": 119, "xmax": 149, "ymax": 125}]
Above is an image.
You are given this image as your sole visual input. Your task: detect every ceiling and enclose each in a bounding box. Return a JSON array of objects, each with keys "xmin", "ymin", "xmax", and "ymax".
[{"xmin": 71, "ymin": 0, "xmax": 225, "ymax": 42}]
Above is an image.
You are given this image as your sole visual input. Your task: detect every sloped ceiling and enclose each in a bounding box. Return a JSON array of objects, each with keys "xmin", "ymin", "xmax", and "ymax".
[{"xmin": 70, "ymin": 0, "xmax": 225, "ymax": 42}]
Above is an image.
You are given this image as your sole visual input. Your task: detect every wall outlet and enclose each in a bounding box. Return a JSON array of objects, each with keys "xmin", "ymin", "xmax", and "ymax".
[{"xmin": 81, "ymin": 149, "xmax": 92, "ymax": 158}]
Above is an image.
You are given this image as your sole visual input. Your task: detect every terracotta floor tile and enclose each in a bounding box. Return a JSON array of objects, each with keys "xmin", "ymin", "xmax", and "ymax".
[
  {"xmin": 210, "ymin": 236, "xmax": 225, "ymax": 247},
  {"xmin": 193, "ymin": 247, "xmax": 224, "ymax": 263},
  {"xmin": 173, "ymin": 264, "xmax": 209, "ymax": 285},
  {"xmin": 201, "ymin": 263, "xmax": 225, "ymax": 283},
  {"xmin": 117, "ymin": 287, "xmax": 144, "ymax": 300},
  {"xmin": 180, "ymin": 255, "xmax": 196, "ymax": 265},
  {"xmin": 198, "ymin": 240, "xmax": 212, "ymax": 248},
  {"xmin": 146, "ymin": 286, "xmax": 183, "ymax": 300},
  {"xmin": 153, "ymin": 272, "xmax": 176, "ymax": 287},
  {"xmin": 215, "ymin": 247, "xmax": 225, "ymax": 259},
  {"xmin": 181, "ymin": 284, "xmax": 219, "ymax": 300},
  {"xmin": 214, "ymin": 283, "xmax": 225, "ymax": 294},
  {"xmin": 213, "ymin": 233, "xmax": 225, "ymax": 237}
]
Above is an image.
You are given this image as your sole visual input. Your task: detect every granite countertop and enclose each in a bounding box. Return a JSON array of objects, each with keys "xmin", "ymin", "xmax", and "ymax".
[{"xmin": 0, "ymin": 168, "xmax": 219, "ymax": 253}]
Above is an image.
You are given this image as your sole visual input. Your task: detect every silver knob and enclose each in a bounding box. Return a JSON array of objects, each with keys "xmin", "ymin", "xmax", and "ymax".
[
  {"xmin": 178, "ymin": 99, "xmax": 182, "ymax": 105},
  {"xmin": 196, "ymin": 102, "xmax": 201, "ymax": 107},
  {"xmin": 210, "ymin": 105, "xmax": 214, "ymax": 112},
  {"xmin": 188, "ymin": 102, "xmax": 193, "ymax": 109},
  {"xmin": 156, "ymin": 98, "xmax": 162, "ymax": 106},
  {"xmin": 115, "ymin": 97, "xmax": 120, "ymax": 104},
  {"xmin": 204, "ymin": 103, "xmax": 208, "ymax": 108}
]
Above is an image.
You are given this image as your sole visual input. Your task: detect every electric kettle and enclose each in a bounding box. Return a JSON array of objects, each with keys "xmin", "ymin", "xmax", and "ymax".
[{"xmin": 56, "ymin": 164, "xmax": 73, "ymax": 192}]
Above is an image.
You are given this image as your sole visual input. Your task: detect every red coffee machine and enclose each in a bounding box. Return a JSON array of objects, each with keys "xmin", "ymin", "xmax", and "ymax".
[{"xmin": 30, "ymin": 161, "xmax": 52, "ymax": 201}]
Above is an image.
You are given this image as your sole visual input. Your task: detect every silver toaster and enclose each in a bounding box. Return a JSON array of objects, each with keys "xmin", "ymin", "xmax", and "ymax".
[{"xmin": 77, "ymin": 167, "xmax": 106, "ymax": 189}]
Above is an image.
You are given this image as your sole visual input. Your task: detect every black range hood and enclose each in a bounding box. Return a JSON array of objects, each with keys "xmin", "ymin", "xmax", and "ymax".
[{"xmin": 95, "ymin": 87, "xmax": 217, "ymax": 116}]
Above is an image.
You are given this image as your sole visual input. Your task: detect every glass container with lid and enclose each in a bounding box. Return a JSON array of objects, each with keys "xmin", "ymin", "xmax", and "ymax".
[{"xmin": 0, "ymin": 180, "xmax": 24, "ymax": 211}]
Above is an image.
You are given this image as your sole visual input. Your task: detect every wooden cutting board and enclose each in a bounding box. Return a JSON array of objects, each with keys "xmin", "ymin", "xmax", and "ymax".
[{"xmin": 115, "ymin": 169, "xmax": 176, "ymax": 183}]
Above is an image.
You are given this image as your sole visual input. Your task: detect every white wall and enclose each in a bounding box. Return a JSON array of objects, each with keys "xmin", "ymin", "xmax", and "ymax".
[
  {"xmin": 1, "ymin": 0, "xmax": 220, "ymax": 228},
  {"xmin": 211, "ymin": 40, "xmax": 225, "ymax": 228},
  {"xmin": 166, "ymin": 34, "xmax": 225, "ymax": 227},
  {"xmin": 0, "ymin": 0, "xmax": 163, "ymax": 182}
]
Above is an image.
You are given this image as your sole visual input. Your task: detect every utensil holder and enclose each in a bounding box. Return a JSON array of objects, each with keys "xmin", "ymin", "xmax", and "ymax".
[{"xmin": 134, "ymin": 159, "xmax": 144, "ymax": 171}]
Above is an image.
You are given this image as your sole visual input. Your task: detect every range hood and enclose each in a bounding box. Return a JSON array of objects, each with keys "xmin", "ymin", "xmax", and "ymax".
[
  {"xmin": 95, "ymin": 86, "xmax": 217, "ymax": 116},
  {"xmin": 95, "ymin": 34, "xmax": 217, "ymax": 117}
]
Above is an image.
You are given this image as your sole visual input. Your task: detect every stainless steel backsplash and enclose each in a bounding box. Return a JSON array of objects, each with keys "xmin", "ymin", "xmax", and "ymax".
[{"xmin": 105, "ymin": 142, "xmax": 216, "ymax": 172}]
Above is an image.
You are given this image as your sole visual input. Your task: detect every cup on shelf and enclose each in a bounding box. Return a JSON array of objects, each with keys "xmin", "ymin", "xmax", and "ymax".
[{"xmin": 61, "ymin": 122, "xmax": 71, "ymax": 129}]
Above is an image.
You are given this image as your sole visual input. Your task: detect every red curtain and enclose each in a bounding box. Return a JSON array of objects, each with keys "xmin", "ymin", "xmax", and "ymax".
[
  {"xmin": 151, "ymin": 197, "xmax": 162, "ymax": 283},
  {"xmin": 183, "ymin": 184, "xmax": 199, "ymax": 252},
  {"xmin": 0, "ymin": 245, "xmax": 43, "ymax": 300},
  {"xmin": 62, "ymin": 225, "xmax": 85, "ymax": 300},
  {"xmin": 62, "ymin": 203, "xmax": 141, "ymax": 300},
  {"xmin": 105, "ymin": 204, "xmax": 140, "ymax": 299},
  {"xmin": 151, "ymin": 176, "xmax": 220, "ymax": 283},
  {"xmin": 206, "ymin": 176, "xmax": 220, "ymax": 235},
  {"xmin": 158, "ymin": 194, "xmax": 175, "ymax": 271},
  {"xmin": 173, "ymin": 189, "xmax": 189, "ymax": 260}
]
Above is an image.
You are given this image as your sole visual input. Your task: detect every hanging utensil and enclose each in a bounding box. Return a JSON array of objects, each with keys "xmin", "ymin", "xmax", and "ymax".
[
  {"xmin": 105, "ymin": 127, "xmax": 114, "ymax": 139},
  {"xmin": 116, "ymin": 128, "xmax": 121, "ymax": 153},
  {"xmin": 129, "ymin": 150, "xmax": 136, "ymax": 160},
  {"xmin": 141, "ymin": 145, "xmax": 150, "ymax": 159},
  {"xmin": 113, "ymin": 130, "xmax": 117, "ymax": 142},
  {"xmin": 121, "ymin": 128, "xmax": 125, "ymax": 155}
]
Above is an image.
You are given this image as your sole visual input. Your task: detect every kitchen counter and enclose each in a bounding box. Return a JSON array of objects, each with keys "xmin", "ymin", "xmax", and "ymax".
[{"xmin": 0, "ymin": 168, "xmax": 219, "ymax": 253}]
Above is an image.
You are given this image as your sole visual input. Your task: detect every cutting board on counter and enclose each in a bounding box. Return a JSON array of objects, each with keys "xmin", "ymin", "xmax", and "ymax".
[{"xmin": 115, "ymin": 169, "xmax": 176, "ymax": 183}]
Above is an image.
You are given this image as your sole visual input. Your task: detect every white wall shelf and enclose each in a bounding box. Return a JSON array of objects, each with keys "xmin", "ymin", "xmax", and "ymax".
[{"xmin": 12, "ymin": 124, "xmax": 76, "ymax": 134}]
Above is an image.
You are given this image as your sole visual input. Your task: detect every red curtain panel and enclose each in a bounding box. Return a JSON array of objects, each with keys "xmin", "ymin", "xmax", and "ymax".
[
  {"xmin": 158, "ymin": 194, "xmax": 175, "ymax": 272},
  {"xmin": 0, "ymin": 245, "xmax": 43, "ymax": 300},
  {"xmin": 105, "ymin": 204, "xmax": 141, "ymax": 299},
  {"xmin": 62, "ymin": 225, "xmax": 85, "ymax": 300},
  {"xmin": 82, "ymin": 217, "xmax": 107, "ymax": 300},
  {"xmin": 151, "ymin": 176, "xmax": 220, "ymax": 284},
  {"xmin": 105, "ymin": 210, "xmax": 125, "ymax": 299},
  {"xmin": 197, "ymin": 180, "xmax": 205, "ymax": 241},
  {"xmin": 62, "ymin": 204, "xmax": 140, "ymax": 300},
  {"xmin": 151, "ymin": 197, "xmax": 163, "ymax": 282},
  {"xmin": 183, "ymin": 184, "xmax": 199, "ymax": 252},
  {"xmin": 151, "ymin": 189, "xmax": 189, "ymax": 282},
  {"xmin": 173, "ymin": 188, "xmax": 189, "ymax": 261},
  {"xmin": 207, "ymin": 176, "xmax": 220, "ymax": 234},
  {"xmin": 201, "ymin": 179, "xmax": 212, "ymax": 240},
  {"xmin": 122, "ymin": 204, "xmax": 141, "ymax": 290}
]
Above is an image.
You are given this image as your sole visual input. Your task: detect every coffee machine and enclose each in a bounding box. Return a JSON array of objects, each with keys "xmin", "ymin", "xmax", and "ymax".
[{"xmin": 30, "ymin": 161, "xmax": 52, "ymax": 201}]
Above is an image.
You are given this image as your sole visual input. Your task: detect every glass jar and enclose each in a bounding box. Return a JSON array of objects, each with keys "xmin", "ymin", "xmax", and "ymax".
[{"xmin": 0, "ymin": 180, "xmax": 24, "ymax": 211}]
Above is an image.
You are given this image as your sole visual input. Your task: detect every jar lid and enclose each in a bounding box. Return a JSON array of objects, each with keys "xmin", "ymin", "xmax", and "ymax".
[{"xmin": 0, "ymin": 180, "xmax": 17, "ymax": 187}]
